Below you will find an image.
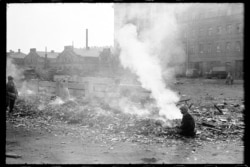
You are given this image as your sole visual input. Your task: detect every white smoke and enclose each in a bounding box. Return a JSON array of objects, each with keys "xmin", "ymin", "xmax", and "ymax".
[
  {"xmin": 6, "ymin": 58, "xmax": 24, "ymax": 82},
  {"xmin": 19, "ymin": 81, "xmax": 36, "ymax": 96},
  {"xmin": 49, "ymin": 97, "xmax": 65, "ymax": 105},
  {"xmin": 116, "ymin": 97, "xmax": 151, "ymax": 117},
  {"xmin": 7, "ymin": 57, "xmax": 38, "ymax": 97},
  {"xmin": 115, "ymin": 3, "xmax": 189, "ymax": 120}
]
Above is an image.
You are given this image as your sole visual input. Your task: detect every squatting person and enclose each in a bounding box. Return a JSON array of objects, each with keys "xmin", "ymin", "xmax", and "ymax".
[
  {"xmin": 6, "ymin": 76, "xmax": 18, "ymax": 113},
  {"xmin": 179, "ymin": 106, "xmax": 196, "ymax": 137}
]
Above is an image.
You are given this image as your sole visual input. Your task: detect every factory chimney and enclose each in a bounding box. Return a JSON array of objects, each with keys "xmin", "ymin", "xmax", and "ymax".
[
  {"xmin": 86, "ymin": 28, "xmax": 89, "ymax": 50},
  {"xmin": 44, "ymin": 46, "xmax": 48, "ymax": 69}
]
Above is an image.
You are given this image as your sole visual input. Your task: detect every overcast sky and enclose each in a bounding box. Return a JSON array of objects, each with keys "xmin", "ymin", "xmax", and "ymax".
[{"xmin": 7, "ymin": 3, "xmax": 114, "ymax": 54}]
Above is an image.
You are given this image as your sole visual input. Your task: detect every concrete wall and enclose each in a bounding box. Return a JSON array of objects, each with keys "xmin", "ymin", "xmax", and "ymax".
[
  {"xmin": 22, "ymin": 77, "xmax": 150, "ymax": 100},
  {"xmin": 38, "ymin": 81, "xmax": 86, "ymax": 97}
]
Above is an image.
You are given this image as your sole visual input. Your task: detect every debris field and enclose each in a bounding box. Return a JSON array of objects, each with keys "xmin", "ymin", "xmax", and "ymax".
[{"xmin": 7, "ymin": 79, "xmax": 244, "ymax": 147}]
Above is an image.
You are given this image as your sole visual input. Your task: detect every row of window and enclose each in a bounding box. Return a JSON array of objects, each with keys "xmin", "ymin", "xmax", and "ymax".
[
  {"xmin": 179, "ymin": 4, "xmax": 243, "ymax": 22},
  {"xmin": 185, "ymin": 23, "xmax": 243, "ymax": 38},
  {"xmin": 188, "ymin": 41, "xmax": 242, "ymax": 54}
]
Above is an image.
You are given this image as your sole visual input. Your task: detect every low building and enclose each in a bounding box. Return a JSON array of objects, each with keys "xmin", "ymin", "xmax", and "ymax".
[
  {"xmin": 24, "ymin": 48, "xmax": 44, "ymax": 69},
  {"xmin": 7, "ymin": 49, "xmax": 26, "ymax": 67},
  {"xmin": 8, "ymin": 44, "xmax": 117, "ymax": 78},
  {"xmin": 37, "ymin": 49, "xmax": 60, "ymax": 69}
]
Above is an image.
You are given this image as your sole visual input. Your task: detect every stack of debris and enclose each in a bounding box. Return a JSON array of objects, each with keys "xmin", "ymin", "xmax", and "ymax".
[{"xmin": 8, "ymin": 93, "xmax": 244, "ymax": 144}]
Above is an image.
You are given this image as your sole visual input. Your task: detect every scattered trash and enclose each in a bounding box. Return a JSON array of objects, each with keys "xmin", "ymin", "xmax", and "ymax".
[
  {"xmin": 14, "ymin": 124, "xmax": 25, "ymax": 128},
  {"xmin": 214, "ymin": 104, "xmax": 224, "ymax": 114},
  {"xmin": 7, "ymin": 90, "xmax": 244, "ymax": 146}
]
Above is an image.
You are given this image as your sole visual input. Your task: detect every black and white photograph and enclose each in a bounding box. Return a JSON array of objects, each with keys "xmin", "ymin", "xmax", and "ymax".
[{"xmin": 6, "ymin": 3, "xmax": 244, "ymax": 164}]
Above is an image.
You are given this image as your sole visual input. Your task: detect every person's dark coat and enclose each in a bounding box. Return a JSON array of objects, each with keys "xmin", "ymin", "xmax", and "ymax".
[
  {"xmin": 6, "ymin": 81, "xmax": 18, "ymax": 113},
  {"xmin": 179, "ymin": 106, "xmax": 196, "ymax": 137},
  {"xmin": 6, "ymin": 82, "xmax": 18, "ymax": 100}
]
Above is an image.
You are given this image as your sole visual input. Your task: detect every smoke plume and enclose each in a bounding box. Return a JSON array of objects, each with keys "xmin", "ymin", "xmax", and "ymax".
[
  {"xmin": 7, "ymin": 57, "xmax": 37, "ymax": 96},
  {"xmin": 115, "ymin": 4, "xmax": 189, "ymax": 120},
  {"xmin": 6, "ymin": 58, "xmax": 24, "ymax": 82}
]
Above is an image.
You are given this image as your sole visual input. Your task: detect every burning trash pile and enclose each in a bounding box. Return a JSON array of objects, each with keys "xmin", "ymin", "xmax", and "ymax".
[{"xmin": 7, "ymin": 92, "xmax": 244, "ymax": 144}]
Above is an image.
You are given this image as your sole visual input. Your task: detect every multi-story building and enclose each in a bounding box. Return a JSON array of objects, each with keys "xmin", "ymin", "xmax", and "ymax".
[{"xmin": 177, "ymin": 3, "xmax": 243, "ymax": 79}]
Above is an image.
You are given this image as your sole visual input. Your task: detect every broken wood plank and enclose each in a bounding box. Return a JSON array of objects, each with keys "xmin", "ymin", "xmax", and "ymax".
[
  {"xmin": 205, "ymin": 127, "xmax": 227, "ymax": 135},
  {"xmin": 189, "ymin": 103, "xmax": 193, "ymax": 109},
  {"xmin": 198, "ymin": 122, "xmax": 216, "ymax": 128},
  {"xmin": 214, "ymin": 104, "xmax": 224, "ymax": 114},
  {"xmin": 205, "ymin": 127, "xmax": 222, "ymax": 132},
  {"xmin": 6, "ymin": 153, "xmax": 22, "ymax": 158},
  {"xmin": 179, "ymin": 99, "xmax": 191, "ymax": 103}
]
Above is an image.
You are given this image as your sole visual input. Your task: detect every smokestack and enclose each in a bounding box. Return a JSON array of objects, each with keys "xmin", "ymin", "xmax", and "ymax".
[
  {"xmin": 18, "ymin": 49, "xmax": 20, "ymax": 53},
  {"xmin": 86, "ymin": 28, "xmax": 89, "ymax": 50},
  {"xmin": 44, "ymin": 47, "xmax": 48, "ymax": 69}
]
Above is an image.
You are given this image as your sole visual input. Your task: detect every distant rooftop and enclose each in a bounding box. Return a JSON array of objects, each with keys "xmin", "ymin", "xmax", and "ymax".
[
  {"xmin": 37, "ymin": 51, "xmax": 60, "ymax": 59},
  {"xmin": 73, "ymin": 47, "xmax": 103, "ymax": 57},
  {"xmin": 8, "ymin": 49, "xmax": 26, "ymax": 59}
]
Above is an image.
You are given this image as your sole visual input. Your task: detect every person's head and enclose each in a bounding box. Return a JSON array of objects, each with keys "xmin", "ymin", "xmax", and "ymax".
[
  {"xmin": 8, "ymin": 76, "xmax": 14, "ymax": 83},
  {"xmin": 180, "ymin": 106, "xmax": 188, "ymax": 115}
]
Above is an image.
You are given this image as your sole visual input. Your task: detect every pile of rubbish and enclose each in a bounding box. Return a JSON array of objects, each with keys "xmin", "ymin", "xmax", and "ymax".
[
  {"xmin": 191, "ymin": 101, "xmax": 244, "ymax": 141},
  {"xmin": 8, "ymin": 93, "xmax": 244, "ymax": 143}
]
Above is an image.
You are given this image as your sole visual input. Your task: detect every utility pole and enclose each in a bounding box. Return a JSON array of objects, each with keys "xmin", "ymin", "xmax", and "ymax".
[
  {"xmin": 86, "ymin": 28, "xmax": 89, "ymax": 50},
  {"xmin": 44, "ymin": 46, "xmax": 47, "ymax": 69},
  {"xmin": 186, "ymin": 32, "xmax": 189, "ymax": 71}
]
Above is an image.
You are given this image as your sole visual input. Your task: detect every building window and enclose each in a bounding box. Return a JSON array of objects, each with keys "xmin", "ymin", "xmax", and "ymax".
[
  {"xmin": 199, "ymin": 13, "xmax": 204, "ymax": 19},
  {"xmin": 204, "ymin": 12, "xmax": 208, "ymax": 19},
  {"xmin": 236, "ymin": 23, "xmax": 242, "ymax": 33},
  {"xmin": 192, "ymin": 13, "xmax": 196, "ymax": 20},
  {"xmin": 216, "ymin": 43, "xmax": 221, "ymax": 52},
  {"xmin": 217, "ymin": 26, "xmax": 222, "ymax": 34},
  {"xmin": 192, "ymin": 30, "xmax": 195, "ymax": 37},
  {"xmin": 217, "ymin": 10, "xmax": 223, "ymax": 16},
  {"xmin": 226, "ymin": 8, "xmax": 232, "ymax": 15},
  {"xmin": 199, "ymin": 28, "xmax": 203, "ymax": 36},
  {"xmin": 226, "ymin": 42, "xmax": 231, "ymax": 51},
  {"xmin": 227, "ymin": 25, "xmax": 233, "ymax": 34},
  {"xmin": 189, "ymin": 44, "xmax": 195, "ymax": 54},
  {"xmin": 199, "ymin": 43, "xmax": 204, "ymax": 53},
  {"xmin": 225, "ymin": 62, "xmax": 232, "ymax": 72},
  {"xmin": 206, "ymin": 11, "xmax": 211, "ymax": 18},
  {"xmin": 236, "ymin": 41, "xmax": 241, "ymax": 52},
  {"xmin": 207, "ymin": 43, "xmax": 212, "ymax": 53},
  {"xmin": 208, "ymin": 28, "xmax": 213, "ymax": 36},
  {"xmin": 184, "ymin": 31, "xmax": 187, "ymax": 38}
]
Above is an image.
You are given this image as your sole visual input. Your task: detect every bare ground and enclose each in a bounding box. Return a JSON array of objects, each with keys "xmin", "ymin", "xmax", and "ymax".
[{"xmin": 6, "ymin": 78, "xmax": 245, "ymax": 164}]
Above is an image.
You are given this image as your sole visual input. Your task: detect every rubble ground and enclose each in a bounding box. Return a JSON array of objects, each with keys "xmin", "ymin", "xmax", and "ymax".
[{"xmin": 6, "ymin": 78, "xmax": 244, "ymax": 164}]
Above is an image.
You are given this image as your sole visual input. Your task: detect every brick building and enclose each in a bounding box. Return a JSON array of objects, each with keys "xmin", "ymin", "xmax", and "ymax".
[
  {"xmin": 24, "ymin": 48, "xmax": 44, "ymax": 69},
  {"xmin": 177, "ymin": 3, "xmax": 243, "ymax": 79}
]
